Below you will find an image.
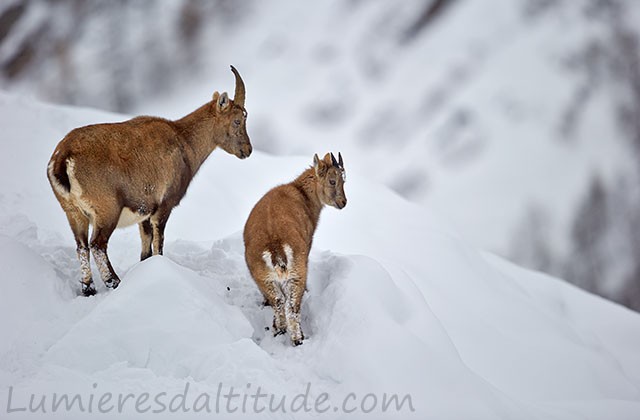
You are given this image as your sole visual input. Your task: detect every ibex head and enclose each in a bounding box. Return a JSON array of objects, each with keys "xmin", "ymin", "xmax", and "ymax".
[
  {"xmin": 212, "ymin": 65, "xmax": 252, "ymax": 159},
  {"xmin": 314, "ymin": 152, "xmax": 347, "ymax": 209}
]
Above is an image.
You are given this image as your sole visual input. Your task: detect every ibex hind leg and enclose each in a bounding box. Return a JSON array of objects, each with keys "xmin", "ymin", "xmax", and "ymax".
[
  {"xmin": 268, "ymin": 286, "xmax": 287, "ymax": 336},
  {"xmin": 255, "ymin": 270, "xmax": 287, "ymax": 336},
  {"xmin": 90, "ymin": 213, "xmax": 120, "ymax": 289},
  {"xmin": 78, "ymin": 246, "xmax": 96, "ymax": 296},
  {"xmin": 287, "ymin": 259, "xmax": 308, "ymax": 346},
  {"xmin": 63, "ymin": 205, "xmax": 95, "ymax": 296},
  {"xmin": 283, "ymin": 278, "xmax": 305, "ymax": 346}
]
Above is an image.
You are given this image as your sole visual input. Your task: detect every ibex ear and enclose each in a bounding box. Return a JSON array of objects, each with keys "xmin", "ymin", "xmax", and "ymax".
[
  {"xmin": 216, "ymin": 92, "xmax": 230, "ymax": 112},
  {"xmin": 314, "ymin": 153, "xmax": 327, "ymax": 177}
]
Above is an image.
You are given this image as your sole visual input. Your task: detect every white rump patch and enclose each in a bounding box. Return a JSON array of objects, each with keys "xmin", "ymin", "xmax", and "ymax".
[
  {"xmin": 262, "ymin": 244, "xmax": 295, "ymax": 283},
  {"xmin": 64, "ymin": 158, "xmax": 97, "ymax": 222},
  {"xmin": 66, "ymin": 158, "xmax": 83, "ymax": 198},
  {"xmin": 283, "ymin": 244, "xmax": 294, "ymax": 269},
  {"xmin": 47, "ymin": 159, "xmax": 69, "ymax": 198},
  {"xmin": 261, "ymin": 250, "xmax": 273, "ymax": 268}
]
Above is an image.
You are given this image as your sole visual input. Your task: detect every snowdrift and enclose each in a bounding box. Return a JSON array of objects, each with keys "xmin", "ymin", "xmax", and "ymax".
[{"xmin": 1, "ymin": 93, "xmax": 640, "ymax": 419}]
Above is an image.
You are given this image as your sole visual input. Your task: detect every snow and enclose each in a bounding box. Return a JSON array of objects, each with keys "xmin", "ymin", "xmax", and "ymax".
[
  {"xmin": 107, "ymin": 0, "xmax": 638, "ymax": 299},
  {"xmin": 4, "ymin": 0, "xmax": 640, "ymax": 306},
  {"xmin": 1, "ymin": 92, "xmax": 640, "ymax": 419},
  {"xmin": 5, "ymin": 0, "xmax": 640, "ymax": 309}
]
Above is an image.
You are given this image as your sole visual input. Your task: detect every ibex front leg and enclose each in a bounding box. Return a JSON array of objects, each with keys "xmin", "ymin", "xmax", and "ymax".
[
  {"xmin": 150, "ymin": 210, "xmax": 171, "ymax": 256},
  {"xmin": 139, "ymin": 219, "xmax": 153, "ymax": 261}
]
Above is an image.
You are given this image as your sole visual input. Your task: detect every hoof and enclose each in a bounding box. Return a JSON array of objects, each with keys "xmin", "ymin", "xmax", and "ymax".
[
  {"xmin": 273, "ymin": 328, "xmax": 286, "ymax": 337},
  {"xmin": 291, "ymin": 331, "xmax": 304, "ymax": 346},
  {"xmin": 81, "ymin": 282, "xmax": 96, "ymax": 297},
  {"xmin": 104, "ymin": 277, "xmax": 120, "ymax": 289}
]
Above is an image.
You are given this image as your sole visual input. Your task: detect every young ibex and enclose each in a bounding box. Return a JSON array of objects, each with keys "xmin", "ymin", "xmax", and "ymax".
[
  {"xmin": 48, "ymin": 66, "xmax": 252, "ymax": 296},
  {"xmin": 244, "ymin": 153, "xmax": 347, "ymax": 346}
]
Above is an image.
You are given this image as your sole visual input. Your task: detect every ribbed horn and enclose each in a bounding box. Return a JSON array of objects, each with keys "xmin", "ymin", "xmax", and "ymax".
[{"xmin": 230, "ymin": 65, "xmax": 245, "ymax": 108}]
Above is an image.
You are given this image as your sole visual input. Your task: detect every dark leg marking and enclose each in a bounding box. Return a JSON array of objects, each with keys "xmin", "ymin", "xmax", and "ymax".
[
  {"xmin": 139, "ymin": 219, "xmax": 153, "ymax": 261},
  {"xmin": 151, "ymin": 211, "xmax": 170, "ymax": 256}
]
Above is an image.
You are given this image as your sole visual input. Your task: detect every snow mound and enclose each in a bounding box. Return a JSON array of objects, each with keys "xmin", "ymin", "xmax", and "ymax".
[
  {"xmin": 45, "ymin": 256, "xmax": 253, "ymax": 378},
  {"xmin": 1, "ymin": 93, "xmax": 640, "ymax": 419}
]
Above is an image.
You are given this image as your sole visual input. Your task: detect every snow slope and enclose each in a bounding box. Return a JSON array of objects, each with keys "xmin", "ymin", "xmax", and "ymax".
[
  {"xmin": 1, "ymin": 93, "xmax": 640, "ymax": 419},
  {"xmin": 104, "ymin": 0, "xmax": 639, "ymax": 307},
  {"xmin": 129, "ymin": 0, "xmax": 634, "ymax": 254}
]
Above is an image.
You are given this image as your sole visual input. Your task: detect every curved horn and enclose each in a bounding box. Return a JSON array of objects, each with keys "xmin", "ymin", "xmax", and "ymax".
[
  {"xmin": 230, "ymin": 65, "xmax": 245, "ymax": 108},
  {"xmin": 338, "ymin": 152, "xmax": 344, "ymax": 168}
]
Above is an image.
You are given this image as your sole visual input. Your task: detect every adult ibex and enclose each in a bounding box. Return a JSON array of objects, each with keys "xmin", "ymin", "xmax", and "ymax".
[
  {"xmin": 244, "ymin": 153, "xmax": 347, "ymax": 346},
  {"xmin": 48, "ymin": 66, "xmax": 252, "ymax": 296}
]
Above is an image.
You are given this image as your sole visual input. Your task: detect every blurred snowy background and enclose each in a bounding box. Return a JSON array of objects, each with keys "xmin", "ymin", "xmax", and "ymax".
[{"xmin": 1, "ymin": 0, "xmax": 639, "ymax": 311}]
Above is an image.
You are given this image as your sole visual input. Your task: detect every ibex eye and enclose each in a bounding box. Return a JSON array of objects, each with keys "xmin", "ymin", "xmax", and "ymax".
[
  {"xmin": 234, "ymin": 119, "xmax": 241, "ymax": 126},
  {"xmin": 329, "ymin": 179, "xmax": 336, "ymax": 186}
]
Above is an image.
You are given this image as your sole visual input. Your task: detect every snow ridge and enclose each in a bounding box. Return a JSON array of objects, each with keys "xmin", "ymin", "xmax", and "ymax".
[{"xmin": 0, "ymin": 93, "xmax": 640, "ymax": 419}]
